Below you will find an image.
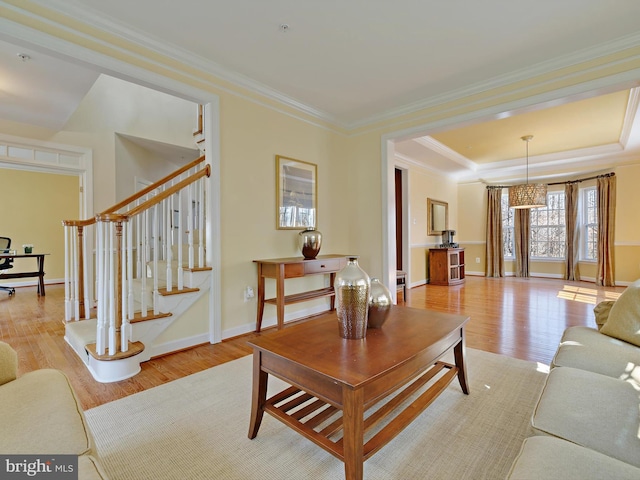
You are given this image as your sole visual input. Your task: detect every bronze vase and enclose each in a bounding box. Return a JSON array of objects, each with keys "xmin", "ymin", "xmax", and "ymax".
[{"xmin": 334, "ymin": 256, "xmax": 370, "ymax": 339}]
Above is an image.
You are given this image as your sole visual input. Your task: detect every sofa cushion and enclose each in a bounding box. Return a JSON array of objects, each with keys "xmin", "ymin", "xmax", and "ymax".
[
  {"xmin": 507, "ymin": 436, "xmax": 640, "ymax": 480},
  {"xmin": 551, "ymin": 326, "xmax": 640, "ymax": 384},
  {"xmin": 593, "ymin": 300, "xmax": 615, "ymax": 330},
  {"xmin": 532, "ymin": 366, "xmax": 640, "ymax": 468},
  {"xmin": 0, "ymin": 369, "xmax": 94, "ymax": 455},
  {"xmin": 600, "ymin": 279, "xmax": 640, "ymax": 347}
]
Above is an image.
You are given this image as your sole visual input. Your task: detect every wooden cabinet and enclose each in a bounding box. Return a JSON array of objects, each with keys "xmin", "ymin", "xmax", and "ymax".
[{"xmin": 429, "ymin": 248, "xmax": 465, "ymax": 286}]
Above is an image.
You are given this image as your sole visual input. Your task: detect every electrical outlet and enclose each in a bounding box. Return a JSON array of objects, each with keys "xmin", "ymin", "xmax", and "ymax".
[
  {"xmin": 475, "ymin": 257, "xmax": 480, "ymax": 264},
  {"xmin": 244, "ymin": 286, "xmax": 255, "ymax": 301}
]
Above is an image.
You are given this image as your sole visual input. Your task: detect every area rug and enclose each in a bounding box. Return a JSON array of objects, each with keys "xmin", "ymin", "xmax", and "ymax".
[{"xmin": 85, "ymin": 349, "xmax": 548, "ymax": 479}]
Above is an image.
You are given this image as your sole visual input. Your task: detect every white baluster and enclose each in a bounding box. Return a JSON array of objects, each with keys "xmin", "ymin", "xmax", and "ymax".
[
  {"xmin": 177, "ymin": 189, "xmax": 184, "ymax": 290},
  {"xmin": 64, "ymin": 226, "xmax": 71, "ymax": 321},
  {"xmin": 198, "ymin": 177, "xmax": 205, "ymax": 268},
  {"xmin": 153, "ymin": 204, "xmax": 159, "ymax": 315},
  {"xmin": 165, "ymin": 197, "xmax": 173, "ymax": 292},
  {"xmin": 187, "ymin": 183, "xmax": 194, "ymax": 269}
]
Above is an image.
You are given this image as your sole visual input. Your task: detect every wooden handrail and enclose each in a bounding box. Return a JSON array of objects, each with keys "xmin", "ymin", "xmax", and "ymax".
[
  {"xmin": 94, "ymin": 165, "xmax": 210, "ymax": 222},
  {"xmin": 103, "ymin": 155, "xmax": 205, "ymax": 215},
  {"xmin": 126, "ymin": 164, "xmax": 210, "ymax": 218},
  {"xmin": 62, "ymin": 155, "xmax": 206, "ymax": 227},
  {"xmin": 62, "ymin": 218, "xmax": 97, "ymax": 227}
]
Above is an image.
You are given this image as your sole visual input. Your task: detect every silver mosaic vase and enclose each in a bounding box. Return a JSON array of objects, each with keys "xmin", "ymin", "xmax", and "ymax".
[
  {"xmin": 368, "ymin": 278, "xmax": 393, "ymax": 328},
  {"xmin": 334, "ymin": 256, "xmax": 370, "ymax": 339},
  {"xmin": 299, "ymin": 228, "xmax": 322, "ymax": 259}
]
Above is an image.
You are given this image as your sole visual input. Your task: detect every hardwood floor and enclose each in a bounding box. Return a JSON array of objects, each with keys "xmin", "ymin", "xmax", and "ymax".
[{"xmin": 0, "ymin": 277, "xmax": 624, "ymax": 410}]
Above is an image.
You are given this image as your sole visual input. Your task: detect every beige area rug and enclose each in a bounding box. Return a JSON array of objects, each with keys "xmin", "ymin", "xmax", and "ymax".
[{"xmin": 85, "ymin": 349, "xmax": 548, "ymax": 480}]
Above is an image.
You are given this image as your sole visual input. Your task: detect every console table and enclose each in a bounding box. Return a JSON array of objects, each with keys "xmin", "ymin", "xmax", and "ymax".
[
  {"xmin": 0, "ymin": 253, "xmax": 49, "ymax": 295},
  {"xmin": 253, "ymin": 255, "xmax": 348, "ymax": 332}
]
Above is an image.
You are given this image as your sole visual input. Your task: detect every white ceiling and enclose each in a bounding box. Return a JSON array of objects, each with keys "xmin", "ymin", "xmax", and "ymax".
[{"xmin": 2, "ymin": 0, "xmax": 640, "ymax": 182}]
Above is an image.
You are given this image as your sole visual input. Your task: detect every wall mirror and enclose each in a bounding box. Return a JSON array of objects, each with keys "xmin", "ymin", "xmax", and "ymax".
[{"xmin": 427, "ymin": 198, "xmax": 448, "ymax": 235}]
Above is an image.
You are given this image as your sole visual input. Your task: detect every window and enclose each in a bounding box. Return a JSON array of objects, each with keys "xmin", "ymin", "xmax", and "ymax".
[
  {"xmin": 530, "ymin": 192, "xmax": 566, "ymax": 259},
  {"xmin": 581, "ymin": 187, "xmax": 598, "ymax": 261},
  {"xmin": 501, "ymin": 194, "xmax": 514, "ymax": 258}
]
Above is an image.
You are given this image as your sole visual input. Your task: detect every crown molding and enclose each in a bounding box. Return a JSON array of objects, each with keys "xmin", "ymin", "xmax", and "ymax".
[
  {"xmin": 412, "ymin": 136, "xmax": 478, "ymax": 171},
  {"xmin": 25, "ymin": 0, "xmax": 346, "ymax": 127},
  {"xmin": 18, "ymin": 0, "xmax": 640, "ymax": 132}
]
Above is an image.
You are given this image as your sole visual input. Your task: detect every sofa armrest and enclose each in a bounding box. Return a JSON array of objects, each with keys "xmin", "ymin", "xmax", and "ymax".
[{"xmin": 0, "ymin": 341, "xmax": 18, "ymax": 386}]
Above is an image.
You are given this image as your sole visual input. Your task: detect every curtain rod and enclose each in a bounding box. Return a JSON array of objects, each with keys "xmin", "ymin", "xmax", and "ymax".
[{"xmin": 486, "ymin": 172, "xmax": 614, "ymax": 190}]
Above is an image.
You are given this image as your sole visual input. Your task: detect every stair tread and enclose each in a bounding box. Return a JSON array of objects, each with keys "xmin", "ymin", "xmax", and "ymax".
[{"xmin": 86, "ymin": 340, "xmax": 145, "ymax": 361}]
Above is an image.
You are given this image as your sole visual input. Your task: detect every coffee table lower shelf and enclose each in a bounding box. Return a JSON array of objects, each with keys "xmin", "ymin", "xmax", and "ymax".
[{"xmin": 263, "ymin": 361, "xmax": 458, "ymax": 461}]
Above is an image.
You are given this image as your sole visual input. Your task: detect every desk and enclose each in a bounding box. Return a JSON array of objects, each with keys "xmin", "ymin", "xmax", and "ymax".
[
  {"xmin": 248, "ymin": 307, "xmax": 470, "ymax": 480},
  {"xmin": 0, "ymin": 253, "xmax": 49, "ymax": 295},
  {"xmin": 253, "ymin": 255, "xmax": 348, "ymax": 332}
]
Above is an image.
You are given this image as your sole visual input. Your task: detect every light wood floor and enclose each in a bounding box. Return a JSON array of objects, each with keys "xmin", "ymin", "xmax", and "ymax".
[{"xmin": 0, "ymin": 277, "xmax": 624, "ymax": 410}]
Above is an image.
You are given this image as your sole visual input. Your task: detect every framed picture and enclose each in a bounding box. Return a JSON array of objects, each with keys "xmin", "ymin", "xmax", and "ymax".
[{"xmin": 276, "ymin": 155, "xmax": 317, "ymax": 229}]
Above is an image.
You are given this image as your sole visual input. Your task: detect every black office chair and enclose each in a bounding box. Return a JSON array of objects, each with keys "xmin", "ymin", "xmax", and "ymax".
[{"xmin": 0, "ymin": 237, "xmax": 15, "ymax": 296}]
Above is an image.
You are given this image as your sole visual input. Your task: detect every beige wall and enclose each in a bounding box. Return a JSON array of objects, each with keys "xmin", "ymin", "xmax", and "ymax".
[{"xmin": 0, "ymin": 169, "xmax": 78, "ymax": 283}]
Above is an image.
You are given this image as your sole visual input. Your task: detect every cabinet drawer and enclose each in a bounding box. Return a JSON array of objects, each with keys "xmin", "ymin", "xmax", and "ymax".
[{"xmin": 304, "ymin": 258, "xmax": 344, "ymax": 275}]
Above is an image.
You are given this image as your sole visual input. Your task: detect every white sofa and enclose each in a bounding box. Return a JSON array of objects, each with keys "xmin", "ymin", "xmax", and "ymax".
[
  {"xmin": 0, "ymin": 341, "xmax": 108, "ymax": 479},
  {"xmin": 507, "ymin": 280, "xmax": 640, "ymax": 479}
]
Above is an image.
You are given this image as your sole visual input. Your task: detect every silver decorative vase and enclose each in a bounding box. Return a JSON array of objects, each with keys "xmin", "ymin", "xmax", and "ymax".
[
  {"xmin": 299, "ymin": 228, "xmax": 322, "ymax": 259},
  {"xmin": 368, "ymin": 278, "xmax": 393, "ymax": 328},
  {"xmin": 334, "ymin": 256, "xmax": 370, "ymax": 339}
]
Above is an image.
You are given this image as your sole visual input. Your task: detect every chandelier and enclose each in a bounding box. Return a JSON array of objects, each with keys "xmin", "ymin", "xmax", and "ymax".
[{"xmin": 508, "ymin": 135, "xmax": 547, "ymax": 209}]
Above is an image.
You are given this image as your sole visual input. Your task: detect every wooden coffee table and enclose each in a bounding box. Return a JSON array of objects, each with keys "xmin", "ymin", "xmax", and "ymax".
[{"xmin": 248, "ymin": 306, "xmax": 470, "ymax": 480}]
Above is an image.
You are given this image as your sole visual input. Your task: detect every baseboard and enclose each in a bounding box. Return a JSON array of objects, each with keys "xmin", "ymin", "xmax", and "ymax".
[
  {"xmin": 0, "ymin": 278, "xmax": 64, "ymax": 287},
  {"xmin": 150, "ymin": 332, "xmax": 211, "ymax": 358},
  {"xmin": 222, "ymin": 303, "xmax": 332, "ymax": 340}
]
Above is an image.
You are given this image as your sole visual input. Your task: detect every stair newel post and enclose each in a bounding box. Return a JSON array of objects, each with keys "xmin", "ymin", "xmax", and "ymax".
[
  {"xmin": 107, "ymin": 221, "xmax": 117, "ymax": 356},
  {"xmin": 95, "ymin": 220, "xmax": 106, "ymax": 356},
  {"xmin": 77, "ymin": 225, "xmax": 86, "ymax": 320},
  {"xmin": 63, "ymin": 224, "xmax": 71, "ymax": 321},
  {"xmin": 119, "ymin": 220, "xmax": 129, "ymax": 353}
]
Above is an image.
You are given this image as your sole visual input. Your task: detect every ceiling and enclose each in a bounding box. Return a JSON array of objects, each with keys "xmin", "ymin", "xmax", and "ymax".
[{"xmin": 2, "ymin": 0, "xmax": 640, "ymax": 182}]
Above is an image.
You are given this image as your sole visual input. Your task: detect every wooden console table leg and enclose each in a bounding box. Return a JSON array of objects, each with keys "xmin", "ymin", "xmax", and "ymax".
[
  {"xmin": 454, "ymin": 332, "xmax": 469, "ymax": 394},
  {"xmin": 342, "ymin": 387, "xmax": 364, "ymax": 480},
  {"xmin": 329, "ymin": 272, "xmax": 336, "ymax": 311},
  {"xmin": 255, "ymin": 264, "xmax": 265, "ymax": 332},
  {"xmin": 276, "ymin": 263, "xmax": 285, "ymax": 329},
  {"xmin": 248, "ymin": 352, "xmax": 268, "ymax": 439}
]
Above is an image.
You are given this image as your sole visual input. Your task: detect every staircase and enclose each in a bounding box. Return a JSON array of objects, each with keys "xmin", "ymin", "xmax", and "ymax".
[{"xmin": 62, "ymin": 155, "xmax": 212, "ymax": 382}]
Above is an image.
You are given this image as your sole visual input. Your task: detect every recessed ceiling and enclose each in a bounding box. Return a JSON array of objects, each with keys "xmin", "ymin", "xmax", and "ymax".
[{"xmin": 431, "ymin": 91, "xmax": 629, "ymax": 164}]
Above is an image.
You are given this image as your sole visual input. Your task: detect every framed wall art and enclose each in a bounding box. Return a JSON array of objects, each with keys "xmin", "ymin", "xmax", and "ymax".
[{"xmin": 276, "ymin": 155, "xmax": 317, "ymax": 230}]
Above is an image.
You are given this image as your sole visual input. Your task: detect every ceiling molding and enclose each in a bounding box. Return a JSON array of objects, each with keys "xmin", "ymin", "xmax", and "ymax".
[
  {"xmin": 394, "ymin": 152, "xmax": 455, "ymax": 179},
  {"xmin": 0, "ymin": 5, "xmax": 348, "ymax": 137},
  {"xmin": 412, "ymin": 137, "xmax": 477, "ymax": 171},
  {"xmin": 22, "ymin": 0, "xmax": 640, "ymax": 132},
  {"xmin": 25, "ymin": 0, "xmax": 345, "ymax": 127},
  {"xmin": 348, "ymin": 32, "xmax": 640, "ymax": 130},
  {"xmin": 620, "ymin": 87, "xmax": 640, "ymax": 146}
]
